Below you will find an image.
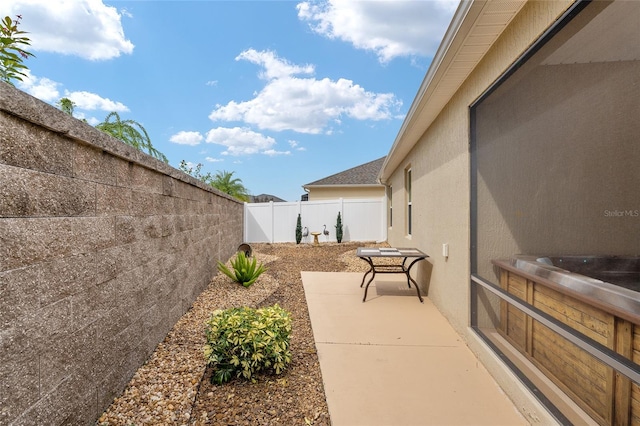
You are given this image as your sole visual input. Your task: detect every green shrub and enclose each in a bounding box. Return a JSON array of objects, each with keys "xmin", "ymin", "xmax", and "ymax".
[
  {"xmin": 204, "ymin": 305, "xmax": 292, "ymax": 384},
  {"xmin": 335, "ymin": 211, "xmax": 343, "ymax": 243},
  {"xmin": 217, "ymin": 251, "xmax": 266, "ymax": 287},
  {"xmin": 295, "ymin": 213, "xmax": 302, "ymax": 244}
]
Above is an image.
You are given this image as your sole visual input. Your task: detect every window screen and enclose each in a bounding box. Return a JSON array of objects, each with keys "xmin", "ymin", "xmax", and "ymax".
[{"xmin": 472, "ymin": 0, "xmax": 640, "ymax": 285}]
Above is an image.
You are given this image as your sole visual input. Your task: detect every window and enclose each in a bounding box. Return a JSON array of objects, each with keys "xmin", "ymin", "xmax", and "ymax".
[
  {"xmin": 405, "ymin": 167, "xmax": 412, "ymax": 236},
  {"xmin": 470, "ymin": 1, "xmax": 640, "ymax": 423}
]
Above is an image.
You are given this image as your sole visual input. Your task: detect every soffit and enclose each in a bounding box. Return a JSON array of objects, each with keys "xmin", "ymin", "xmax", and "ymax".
[{"xmin": 379, "ymin": 0, "xmax": 527, "ymax": 183}]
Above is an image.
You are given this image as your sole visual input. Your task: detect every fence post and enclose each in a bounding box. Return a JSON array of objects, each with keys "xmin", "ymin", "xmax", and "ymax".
[
  {"xmin": 339, "ymin": 198, "xmax": 344, "ymax": 242},
  {"xmin": 269, "ymin": 201, "xmax": 274, "ymax": 243},
  {"xmin": 243, "ymin": 202, "xmax": 248, "ymax": 242}
]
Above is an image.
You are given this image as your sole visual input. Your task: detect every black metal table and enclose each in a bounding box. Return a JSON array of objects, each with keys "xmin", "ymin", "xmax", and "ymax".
[{"xmin": 357, "ymin": 247, "xmax": 429, "ymax": 302}]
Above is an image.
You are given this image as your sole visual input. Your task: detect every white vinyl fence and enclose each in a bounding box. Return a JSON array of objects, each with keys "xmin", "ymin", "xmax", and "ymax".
[{"xmin": 243, "ymin": 197, "xmax": 387, "ymax": 243}]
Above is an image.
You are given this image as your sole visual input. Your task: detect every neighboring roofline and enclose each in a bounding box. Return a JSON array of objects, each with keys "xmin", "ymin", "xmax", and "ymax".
[
  {"xmin": 302, "ymin": 183, "xmax": 384, "ymax": 190},
  {"xmin": 304, "ymin": 156, "xmax": 386, "ymax": 188},
  {"xmin": 378, "ymin": 0, "xmax": 527, "ymax": 184}
]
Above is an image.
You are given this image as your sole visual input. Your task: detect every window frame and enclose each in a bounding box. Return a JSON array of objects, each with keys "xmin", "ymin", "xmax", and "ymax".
[{"xmin": 468, "ymin": 1, "xmax": 640, "ymax": 423}]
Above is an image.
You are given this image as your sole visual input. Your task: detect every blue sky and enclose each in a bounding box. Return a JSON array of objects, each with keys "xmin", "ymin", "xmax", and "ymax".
[{"xmin": 4, "ymin": 0, "xmax": 458, "ymax": 201}]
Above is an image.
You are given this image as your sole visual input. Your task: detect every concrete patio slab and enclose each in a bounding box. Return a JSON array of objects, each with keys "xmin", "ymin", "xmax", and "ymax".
[{"xmin": 302, "ymin": 271, "xmax": 527, "ymax": 426}]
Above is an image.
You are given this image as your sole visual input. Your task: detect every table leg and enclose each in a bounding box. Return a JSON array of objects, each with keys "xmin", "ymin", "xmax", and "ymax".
[
  {"xmin": 360, "ymin": 268, "xmax": 372, "ymax": 288},
  {"xmin": 363, "ymin": 270, "xmax": 376, "ymax": 302},
  {"xmin": 402, "ymin": 258, "xmax": 411, "ymax": 288},
  {"xmin": 405, "ymin": 257, "xmax": 425, "ymax": 303},
  {"xmin": 359, "ymin": 257, "xmax": 376, "ymax": 302}
]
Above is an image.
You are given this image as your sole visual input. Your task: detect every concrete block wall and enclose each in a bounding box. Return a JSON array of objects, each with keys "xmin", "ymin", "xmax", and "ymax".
[{"xmin": 0, "ymin": 82, "xmax": 244, "ymax": 425}]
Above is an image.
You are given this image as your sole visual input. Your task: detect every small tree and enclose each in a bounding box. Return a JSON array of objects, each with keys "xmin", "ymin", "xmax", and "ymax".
[
  {"xmin": 335, "ymin": 212, "xmax": 343, "ymax": 243},
  {"xmin": 210, "ymin": 170, "xmax": 250, "ymax": 202},
  {"xmin": 56, "ymin": 97, "xmax": 88, "ymax": 123},
  {"xmin": 295, "ymin": 214, "xmax": 302, "ymax": 244},
  {"xmin": 0, "ymin": 15, "xmax": 34, "ymax": 85},
  {"xmin": 179, "ymin": 160, "xmax": 213, "ymax": 184},
  {"xmin": 56, "ymin": 97, "xmax": 75, "ymax": 115},
  {"xmin": 96, "ymin": 111, "xmax": 168, "ymax": 163},
  {"xmin": 179, "ymin": 163, "xmax": 251, "ymax": 203}
]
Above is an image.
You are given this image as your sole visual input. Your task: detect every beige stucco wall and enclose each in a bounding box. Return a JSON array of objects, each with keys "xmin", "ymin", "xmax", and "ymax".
[
  {"xmin": 306, "ymin": 185, "xmax": 385, "ymax": 201},
  {"xmin": 385, "ymin": 1, "xmax": 575, "ymax": 423},
  {"xmin": 388, "ymin": 0, "xmax": 576, "ymax": 330}
]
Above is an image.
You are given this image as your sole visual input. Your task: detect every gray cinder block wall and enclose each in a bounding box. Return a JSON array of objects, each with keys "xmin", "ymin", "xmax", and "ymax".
[{"xmin": 0, "ymin": 82, "xmax": 244, "ymax": 425}]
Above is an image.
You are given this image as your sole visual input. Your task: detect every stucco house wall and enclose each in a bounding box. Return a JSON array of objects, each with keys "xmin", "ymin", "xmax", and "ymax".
[{"xmin": 383, "ymin": 1, "xmax": 574, "ymax": 423}]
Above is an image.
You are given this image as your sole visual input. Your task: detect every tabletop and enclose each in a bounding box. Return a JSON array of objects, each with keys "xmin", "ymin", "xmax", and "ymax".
[{"xmin": 356, "ymin": 247, "xmax": 428, "ymax": 258}]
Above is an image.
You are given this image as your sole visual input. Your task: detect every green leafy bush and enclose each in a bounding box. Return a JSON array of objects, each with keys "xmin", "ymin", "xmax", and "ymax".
[
  {"xmin": 1, "ymin": 15, "xmax": 35, "ymax": 85},
  {"xmin": 217, "ymin": 251, "xmax": 266, "ymax": 287},
  {"xmin": 204, "ymin": 305, "xmax": 292, "ymax": 384}
]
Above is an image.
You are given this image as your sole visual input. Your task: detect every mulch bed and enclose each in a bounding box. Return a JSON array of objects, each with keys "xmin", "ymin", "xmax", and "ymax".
[{"xmin": 98, "ymin": 241, "xmax": 388, "ymax": 425}]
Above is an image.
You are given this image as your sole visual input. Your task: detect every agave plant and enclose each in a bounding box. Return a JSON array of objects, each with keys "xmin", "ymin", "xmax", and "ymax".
[{"xmin": 217, "ymin": 252, "xmax": 266, "ymax": 287}]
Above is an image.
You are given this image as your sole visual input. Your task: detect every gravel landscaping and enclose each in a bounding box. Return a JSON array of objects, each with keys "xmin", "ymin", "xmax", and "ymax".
[{"xmin": 97, "ymin": 241, "xmax": 389, "ymax": 425}]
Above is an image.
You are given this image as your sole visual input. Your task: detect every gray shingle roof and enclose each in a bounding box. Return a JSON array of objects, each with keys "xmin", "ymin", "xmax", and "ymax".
[
  {"xmin": 304, "ymin": 156, "xmax": 386, "ymax": 187},
  {"xmin": 250, "ymin": 193, "xmax": 286, "ymax": 203}
]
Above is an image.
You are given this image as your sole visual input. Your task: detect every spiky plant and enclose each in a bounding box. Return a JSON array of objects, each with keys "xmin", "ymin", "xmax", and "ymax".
[{"xmin": 217, "ymin": 251, "xmax": 266, "ymax": 287}]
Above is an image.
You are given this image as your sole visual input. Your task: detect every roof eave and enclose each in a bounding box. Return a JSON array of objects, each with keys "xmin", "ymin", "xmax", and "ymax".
[
  {"xmin": 303, "ymin": 183, "xmax": 385, "ymax": 190},
  {"xmin": 378, "ymin": 0, "xmax": 527, "ymax": 184}
]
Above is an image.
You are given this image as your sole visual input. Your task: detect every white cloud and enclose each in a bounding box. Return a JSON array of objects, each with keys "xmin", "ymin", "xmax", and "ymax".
[
  {"xmin": 206, "ymin": 80, "xmax": 218, "ymax": 87},
  {"xmin": 236, "ymin": 49, "xmax": 315, "ymax": 80},
  {"xmin": 120, "ymin": 8, "xmax": 133, "ymax": 19},
  {"xmin": 205, "ymin": 157, "xmax": 224, "ymax": 163},
  {"xmin": 169, "ymin": 131, "xmax": 204, "ymax": 146},
  {"xmin": 75, "ymin": 114, "xmax": 100, "ymax": 126},
  {"xmin": 205, "ymin": 127, "xmax": 276, "ymax": 156},
  {"xmin": 263, "ymin": 149, "xmax": 291, "ymax": 156},
  {"xmin": 288, "ymin": 139, "xmax": 306, "ymax": 151},
  {"xmin": 65, "ymin": 91, "xmax": 129, "ymax": 112},
  {"xmin": 297, "ymin": 0, "xmax": 459, "ymax": 63},
  {"xmin": 4, "ymin": 0, "xmax": 134, "ymax": 60},
  {"xmin": 16, "ymin": 71, "xmax": 128, "ymax": 114},
  {"xmin": 209, "ymin": 49, "xmax": 401, "ymax": 134},
  {"xmin": 17, "ymin": 70, "xmax": 60, "ymax": 102}
]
